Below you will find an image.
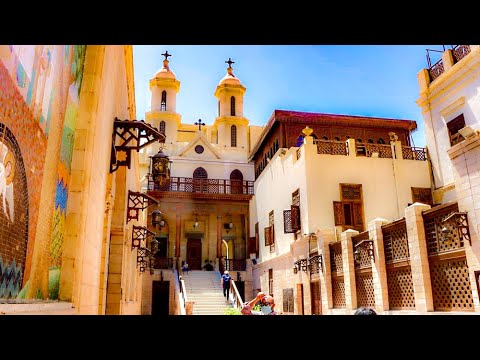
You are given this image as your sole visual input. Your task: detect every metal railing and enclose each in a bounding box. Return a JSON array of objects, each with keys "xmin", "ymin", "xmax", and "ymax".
[
  {"xmin": 147, "ymin": 175, "xmax": 254, "ymax": 195},
  {"xmin": 452, "ymin": 45, "xmax": 471, "ymax": 63},
  {"xmin": 230, "ymin": 279, "xmax": 244, "ymax": 312},
  {"xmin": 173, "ymin": 268, "xmax": 187, "ymax": 315}
]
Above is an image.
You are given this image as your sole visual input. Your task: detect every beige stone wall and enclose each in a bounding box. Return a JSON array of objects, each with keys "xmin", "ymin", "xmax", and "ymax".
[
  {"xmin": 60, "ymin": 45, "xmax": 143, "ymax": 314},
  {"xmin": 141, "ymin": 270, "xmax": 177, "ymax": 315},
  {"xmin": 417, "ymin": 45, "xmax": 480, "ymax": 191}
]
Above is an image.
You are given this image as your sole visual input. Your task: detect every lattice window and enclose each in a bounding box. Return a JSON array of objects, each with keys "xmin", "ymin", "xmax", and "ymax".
[
  {"xmin": 423, "ymin": 203, "xmax": 463, "ymax": 255},
  {"xmin": 382, "ymin": 220, "xmax": 409, "ymax": 263},
  {"xmin": 412, "ymin": 187, "xmax": 433, "ymax": 206},
  {"xmin": 316, "ymin": 140, "xmax": 348, "ymax": 155},
  {"xmin": 387, "ymin": 266, "xmax": 415, "ymax": 310},
  {"xmin": 268, "ymin": 268, "xmax": 273, "ymax": 296},
  {"xmin": 333, "ymin": 184, "xmax": 364, "ymax": 232},
  {"xmin": 352, "ymin": 233, "xmax": 372, "ymax": 269},
  {"xmin": 292, "ymin": 189, "xmax": 301, "ymax": 236},
  {"xmin": 447, "ymin": 114, "xmax": 465, "ymax": 147},
  {"xmin": 310, "ymin": 281, "xmax": 322, "ymax": 315},
  {"xmin": 283, "ymin": 210, "xmax": 294, "ymax": 234},
  {"xmin": 430, "ymin": 258, "xmax": 474, "ymax": 311},
  {"xmin": 356, "ymin": 272, "xmax": 375, "ymax": 308},
  {"xmin": 269, "ymin": 210, "xmax": 275, "ymax": 249},
  {"xmin": 329, "ymin": 242, "xmax": 343, "ymax": 273},
  {"xmin": 332, "ymin": 275, "xmax": 346, "ymax": 308},
  {"xmin": 283, "ymin": 288, "xmax": 294, "ymax": 313},
  {"xmin": 264, "ymin": 226, "xmax": 273, "ymax": 246},
  {"xmin": 341, "ymin": 184, "xmax": 362, "ymax": 201}
]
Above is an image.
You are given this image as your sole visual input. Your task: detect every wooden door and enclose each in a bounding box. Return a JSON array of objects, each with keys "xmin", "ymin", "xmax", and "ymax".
[
  {"xmin": 187, "ymin": 238, "xmax": 202, "ymax": 270},
  {"xmin": 152, "ymin": 281, "xmax": 170, "ymax": 315},
  {"xmin": 296, "ymin": 283, "xmax": 304, "ymax": 315}
]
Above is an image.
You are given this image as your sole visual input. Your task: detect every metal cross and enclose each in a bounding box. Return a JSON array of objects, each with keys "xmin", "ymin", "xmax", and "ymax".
[
  {"xmin": 225, "ymin": 57, "xmax": 235, "ymax": 68},
  {"xmin": 162, "ymin": 51, "xmax": 172, "ymax": 61},
  {"xmin": 195, "ymin": 119, "xmax": 205, "ymax": 131}
]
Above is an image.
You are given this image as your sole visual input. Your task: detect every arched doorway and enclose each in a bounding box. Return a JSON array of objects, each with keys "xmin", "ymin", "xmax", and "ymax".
[
  {"xmin": 230, "ymin": 169, "xmax": 243, "ymax": 194},
  {"xmin": 193, "ymin": 167, "xmax": 208, "ymax": 193}
]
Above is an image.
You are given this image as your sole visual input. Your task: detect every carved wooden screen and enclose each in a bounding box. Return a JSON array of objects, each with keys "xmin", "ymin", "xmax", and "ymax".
[
  {"xmin": 283, "ymin": 210, "xmax": 294, "ymax": 233},
  {"xmin": 329, "ymin": 242, "xmax": 345, "ymax": 308},
  {"xmin": 333, "ymin": 184, "xmax": 364, "ymax": 232},
  {"xmin": 382, "ymin": 219, "xmax": 415, "ymax": 310},
  {"xmin": 411, "ymin": 187, "xmax": 433, "ymax": 206},
  {"xmin": 423, "ymin": 203, "xmax": 474, "ymax": 311},
  {"xmin": 283, "ymin": 288, "xmax": 294, "ymax": 313},
  {"xmin": 292, "ymin": 189, "xmax": 301, "ymax": 238},
  {"xmin": 264, "ymin": 226, "xmax": 272, "ymax": 246},
  {"xmin": 269, "ymin": 210, "xmax": 275, "ymax": 252},
  {"xmin": 310, "ymin": 281, "xmax": 322, "ymax": 315},
  {"xmin": 296, "ymin": 283, "xmax": 304, "ymax": 315},
  {"xmin": 352, "ymin": 232, "xmax": 375, "ymax": 308}
]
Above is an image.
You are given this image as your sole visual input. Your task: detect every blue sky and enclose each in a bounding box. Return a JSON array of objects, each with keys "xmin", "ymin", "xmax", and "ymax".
[{"xmin": 133, "ymin": 45, "xmax": 444, "ymax": 147}]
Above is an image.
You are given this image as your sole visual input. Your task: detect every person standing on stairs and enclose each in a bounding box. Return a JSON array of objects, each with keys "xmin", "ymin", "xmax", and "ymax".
[{"xmin": 221, "ymin": 270, "xmax": 232, "ymax": 301}]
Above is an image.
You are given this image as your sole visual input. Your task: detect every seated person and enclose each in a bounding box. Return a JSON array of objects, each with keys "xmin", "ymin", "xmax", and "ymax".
[{"xmin": 181, "ymin": 263, "xmax": 191, "ymax": 273}]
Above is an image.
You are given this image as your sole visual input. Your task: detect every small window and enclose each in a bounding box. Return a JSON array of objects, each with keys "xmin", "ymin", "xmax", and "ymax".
[
  {"xmin": 335, "ymin": 137, "xmax": 340, "ymax": 141},
  {"xmin": 447, "ymin": 114, "xmax": 466, "ymax": 146},
  {"xmin": 230, "ymin": 96, "xmax": 236, "ymax": 116},
  {"xmin": 195, "ymin": 145, "xmax": 204, "ymax": 154},
  {"xmin": 377, "ymin": 138, "xmax": 385, "ymax": 144},
  {"xmin": 368, "ymin": 139, "xmax": 374, "ymax": 143},
  {"xmin": 161, "ymin": 90, "xmax": 167, "ymax": 111},
  {"xmin": 346, "ymin": 136, "xmax": 350, "ymax": 140},
  {"xmin": 231, "ymin": 125, "xmax": 237, "ymax": 147},
  {"xmin": 322, "ymin": 136, "xmax": 328, "ymax": 140}
]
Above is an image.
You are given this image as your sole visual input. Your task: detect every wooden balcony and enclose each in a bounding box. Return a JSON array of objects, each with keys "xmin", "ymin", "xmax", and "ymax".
[{"xmin": 147, "ymin": 176, "xmax": 254, "ymax": 200}]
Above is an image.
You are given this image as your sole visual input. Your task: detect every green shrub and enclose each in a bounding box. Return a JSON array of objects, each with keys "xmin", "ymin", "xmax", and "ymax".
[{"xmin": 224, "ymin": 307, "xmax": 242, "ymax": 315}]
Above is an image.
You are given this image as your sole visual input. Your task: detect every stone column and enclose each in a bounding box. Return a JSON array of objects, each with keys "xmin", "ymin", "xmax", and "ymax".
[
  {"xmin": 341, "ymin": 229, "xmax": 358, "ymax": 311},
  {"xmin": 405, "ymin": 203, "xmax": 434, "ymax": 312},
  {"xmin": 370, "ymin": 218, "xmax": 390, "ymax": 313},
  {"xmin": 175, "ymin": 214, "xmax": 181, "ymax": 258},
  {"xmin": 316, "ymin": 228, "xmax": 336, "ymax": 313},
  {"xmin": 217, "ymin": 215, "xmax": 222, "ymax": 258}
]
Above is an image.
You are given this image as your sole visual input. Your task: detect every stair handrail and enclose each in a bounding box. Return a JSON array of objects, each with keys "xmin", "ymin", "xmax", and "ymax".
[
  {"xmin": 230, "ymin": 279, "xmax": 244, "ymax": 312},
  {"xmin": 173, "ymin": 269, "xmax": 186, "ymax": 315}
]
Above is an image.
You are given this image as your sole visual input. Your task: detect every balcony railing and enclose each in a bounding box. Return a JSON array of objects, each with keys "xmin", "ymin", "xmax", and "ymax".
[
  {"xmin": 357, "ymin": 143, "xmax": 393, "ymax": 158},
  {"xmin": 429, "ymin": 58, "xmax": 445, "ymax": 82},
  {"xmin": 222, "ymin": 258, "xmax": 247, "ymax": 271},
  {"xmin": 315, "ymin": 139, "xmax": 348, "ymax": 155},
  {"xmin": 452, "ymin": 45, "xmax": 471, "ymax": 64},
  {"xmin": 147, "ymin": 176, "xmax": 254, "ymax": 195},
  {"xmin": 402, "ymin": 146, "xmax": 427, "ymax": 161}
]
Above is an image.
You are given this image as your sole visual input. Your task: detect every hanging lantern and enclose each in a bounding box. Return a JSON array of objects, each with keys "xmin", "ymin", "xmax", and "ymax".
[{"xmin": 150, "ymin": 148, "xmax": 171, "ymax": 188}]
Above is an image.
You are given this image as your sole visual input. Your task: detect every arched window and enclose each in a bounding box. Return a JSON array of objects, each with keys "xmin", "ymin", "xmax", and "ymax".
[
  {"xmin": 368, "ymin": 139, "xmax": 374, "ymax": 143},
  {"xmin": 159, "ymin": 121, "xmax": 166, "ymax": 143},
  {"xmin": 377, "ymin": 138, "xmax": 385, "ymax": 144},
  {"xmin": 335, "ymin": 137, "xmax": 340, "ymax": 141},
  {"xmin": 322, "ymin": 136, "xmax": 328, "ymax": 140},
  {"xmin": 346, "ymin": 136, "xmax": 351, "ymax": 140},
  {"xmin": 231, "ymin": 125, "xmax": 237, "ymax": 147},
  {"xmin": 230, "ymin": 96, "xmax": 236, "ymax": 116},
  {"xmin": 311, "ymin": 134, "xmax": 318, "ymax": 139},
  {"xmin": 356, "ymin": 138, "xmax": 363, "ymax": 143},
  {"xmin": 193, "ymin": 167, "xmax": 208, "ymax": 192},
  {"xmin": 296, "ymin": 135, "xmax": 305, "ymax": 147},
  {"xmin": 161, "ymin": 90, "xmax": 167, "ymax": 111},
  {"xmin": 230, "ymin": 169, "xmax": 243, "ymax": 194}
]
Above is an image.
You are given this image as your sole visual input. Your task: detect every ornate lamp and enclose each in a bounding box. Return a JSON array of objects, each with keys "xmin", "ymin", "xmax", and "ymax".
[
  {"xmin": 150, "ymin": 148, "xmax": 171, "ymax": 188},
  {"xmin": 151, "ymin": 209, "xmax": 162, "ymax": 228}
]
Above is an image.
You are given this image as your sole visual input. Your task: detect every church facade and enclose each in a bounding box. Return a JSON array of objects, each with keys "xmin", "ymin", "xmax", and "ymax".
[{"xmin": 138, "ymin": 54, "xmax": 263, "ymax": 314}]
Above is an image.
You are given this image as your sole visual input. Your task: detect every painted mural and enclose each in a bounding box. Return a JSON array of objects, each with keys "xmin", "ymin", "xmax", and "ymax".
[
  {"xmin": 0, "ymin": 124, "xmax": 29, "ymax": 298},
  {"xmin": 0, "ymin": 45, "xmax": 86, "ymax": 299}
]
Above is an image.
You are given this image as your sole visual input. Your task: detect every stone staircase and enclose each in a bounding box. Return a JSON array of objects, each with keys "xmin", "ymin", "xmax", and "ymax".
[{"xmin": 182, "ymin": 270, "xmax": 233, "ymax": 315}]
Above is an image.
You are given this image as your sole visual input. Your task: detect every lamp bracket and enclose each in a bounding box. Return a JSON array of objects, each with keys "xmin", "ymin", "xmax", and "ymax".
[
  {"xmin": 110, "ymin": 117, "xmax": 165, "ymax": 173},
  {"xmin": 127, "ymin": 190, "xmax": 159, "ymax": 223},
  {"xmin": 132, "ymin": 225, "xmax": 156, "ymax": 250}
]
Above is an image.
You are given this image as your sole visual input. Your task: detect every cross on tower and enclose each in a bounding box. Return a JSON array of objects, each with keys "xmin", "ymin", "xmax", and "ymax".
[
  {"xmin": 162, "ymin": 51, "xmax": 172, "ymax": 61},
  {"xmin": 195, "ymin": 119, "xmax": 206, "ymax": 131},
  {"xmin": 225, "ymin": 57, "xmax": 235, "ymax": 68}
]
